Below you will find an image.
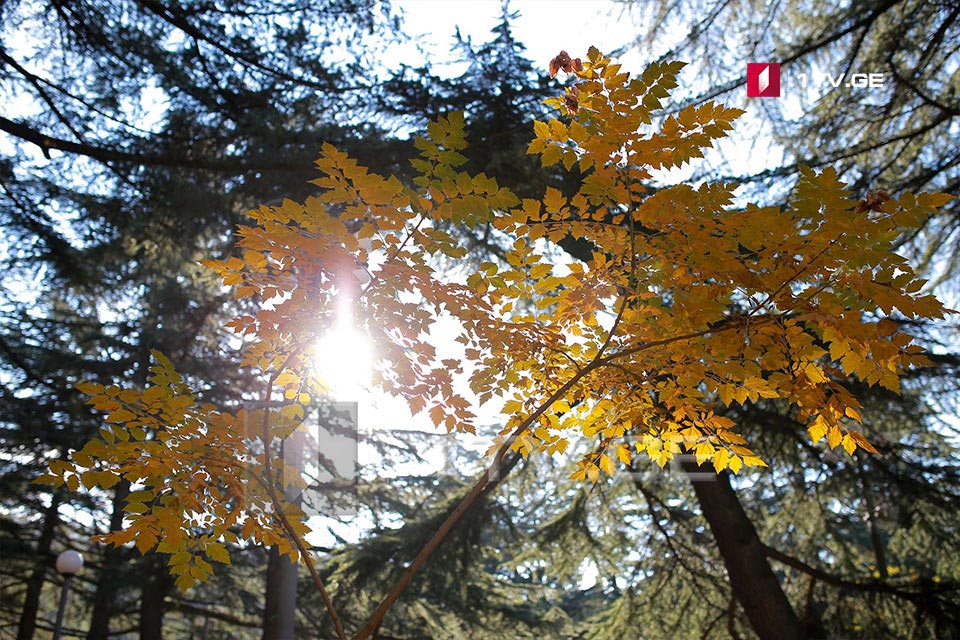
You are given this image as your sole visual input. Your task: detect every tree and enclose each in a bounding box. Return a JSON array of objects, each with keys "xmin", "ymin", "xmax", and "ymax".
[
  {"xmin": 610, "ymin": 4, "xmax": 960, "ymax": 634},
  {"xmin": 286, "ymin": 365, "xmax": 960, "ymax": 638},
  {"xmin": 1, "ymin": 1, "xmax": 412, "ymax": 637},
  {"xmin": 622, "ymin": 0, "xmax": 959, "ymax": 287},
  {"xmin": 45, "ymin": 47, "xmax": 951, "ymax": 640}
]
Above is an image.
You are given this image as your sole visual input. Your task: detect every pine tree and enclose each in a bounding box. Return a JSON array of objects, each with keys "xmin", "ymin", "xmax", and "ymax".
[
  {"xmin": 1, "ymin": 1, "xmax": 409, "ymax": 637},
  {"xmin": 47, "ymin": 46, "xmax": 953, "ymax": 640}
]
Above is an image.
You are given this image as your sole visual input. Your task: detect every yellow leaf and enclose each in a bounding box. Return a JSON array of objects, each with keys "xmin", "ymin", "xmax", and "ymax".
[
  {"xmin": 712, "ymin": 448, "xmax": 730, "ymax": 473},
  {"xmin": 107, "ymin": 408, "xmax": 137, "ymax": 423},
  {"xmin": 76, "ymin": 382, "xmax": 103, "ymax": 395},
  {"xmin": 598, "ymin": 454, "xmax": 616, "ymax": 476},
  {"xmin": 654, "ymin": 449, "xmax": 671, "ymax": 468},
  {"xmin": 586, "ymin": 465, "xmax": 600, "ymax": 483},
  {"xmin": 827, "ymin": 426, "xmax": 842, "ymax": 449},
  {"xmin": 707, "ymin": 415, "xmax": 735, "ymax": 429},
  {"xmin": 695, "ymin": 442, "xmax": 715, "ymax": 466},
  {"xmin": 807, "ymin": 417, "xmax": 828, "ymax": 444},
  {"xmin": 48, "ymin": 459, "xmax": 74, "ymax": 476},
  {"xmin": 205, "ymin": 543, "xmax": 231, "ymax": 565},
  {"xmin": 81, "ymin": 471, "xmax": 120, "ymax": 490},
  {"xmin": 127, "ymin": 489, "xmax": 153, "ymax": 503},
  {"xmin": 175, "ymin": 574, "xmax": 195, "ymax": 593},
  {"xmin": 841, "ymin": 434, "xmax": 857, "ymax": 456},
  {"xmin": 135, "ymin": 532, "xmax": 159, "ymax": 554},
  {"xmin": 34, "ymin": 473, "xmax": 61, "ymax": 486},
  {"xmin": 142, "ymin": 385, "xmax": 165, "ymax": 404},
  {"xmin": 849, "ymin": 431, "xmax": 879, "ymax": 454},
  {"xmin": 728, "ymin": 455, "xmax": 743, "ymax": 474},
  {"xmin": 718, "ymin": 385, "xmax": 734, "ymax": 406},
  {"xmin": 502, "ymin": 399, "xmax": 523, "ymax": 415},
  {"xmin": 804, "ymin": 363, "xmax": 827, "ymax": 384}
]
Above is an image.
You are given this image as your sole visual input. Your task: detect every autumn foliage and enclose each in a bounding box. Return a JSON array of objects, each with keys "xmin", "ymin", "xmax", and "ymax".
[{"xmin": 43, "ymin": 47, "xmax": 951, "ymax": 635}]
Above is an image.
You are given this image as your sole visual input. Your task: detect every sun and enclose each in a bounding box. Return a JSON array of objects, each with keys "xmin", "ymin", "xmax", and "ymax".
[{"xmin": 311, "ymin": 313, "xmax": 373, "ymax": 399}]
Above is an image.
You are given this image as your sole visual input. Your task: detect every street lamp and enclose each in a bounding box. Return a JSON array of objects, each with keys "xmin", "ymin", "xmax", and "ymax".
[{"xmin": 53, "ymin": 550, "xmax": 83, "ymax": 640}]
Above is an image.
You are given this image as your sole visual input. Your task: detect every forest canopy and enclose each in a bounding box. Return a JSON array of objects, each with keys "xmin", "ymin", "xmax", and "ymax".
[{"xmin": 3, "ymin": 2, "xmax": 959, "ymax": 639}]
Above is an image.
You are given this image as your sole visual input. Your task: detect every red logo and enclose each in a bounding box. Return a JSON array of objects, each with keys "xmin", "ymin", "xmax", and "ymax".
[{"xmin": 747, "ymin": 63, "xmax": 780, "ymax": 97}]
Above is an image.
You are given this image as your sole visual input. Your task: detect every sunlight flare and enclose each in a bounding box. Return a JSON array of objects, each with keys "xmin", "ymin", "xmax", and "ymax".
[{"xmin": 312, "ymin": 310, "xmax": 373, "ymax": 399}]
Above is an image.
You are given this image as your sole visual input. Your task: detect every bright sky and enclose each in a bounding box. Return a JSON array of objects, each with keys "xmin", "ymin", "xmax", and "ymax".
[
  {"xmin": 390, "ymin": 1, "xmax": 787, "ymax": 201},
  {"xmin": 393, "ymin": 0, "xmax": 640, "ymax": 72}
]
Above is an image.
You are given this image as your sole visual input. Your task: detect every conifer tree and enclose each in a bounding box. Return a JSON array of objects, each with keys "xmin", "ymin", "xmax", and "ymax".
[{"xmin": 46, "ymin": 46, "xmax": 953, "ymax": 640}]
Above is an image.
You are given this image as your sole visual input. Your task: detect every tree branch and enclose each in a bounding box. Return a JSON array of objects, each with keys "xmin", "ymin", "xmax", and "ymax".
[
  {"xmin": 763, "ymin": 544, "xmax": 960, "ymax": 599},
  {"xmin": 0, "ymin": 116, "xmax": 306, "ymax": 172},
  {"xmin": 257, "ymin": 346, "xmax": 347, "ymax": 640},
  {"xmin": 166, "ymin": 599, "xmax": 260, "ymax": 628},
  {"xmin": 136, "ymin": 0, "xmax": 342, "ymax": 92},
  {"xmin": 352, "ymin": 356, "xmax": 605, "ymax": 639}
]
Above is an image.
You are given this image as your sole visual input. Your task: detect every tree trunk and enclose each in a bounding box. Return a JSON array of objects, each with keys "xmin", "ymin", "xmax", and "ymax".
[
  {"xmin": 681, "ymin": 458, "xmax": 807, "ymax": 640},
  {"xmin": 138, "ymin": 554, "xmax": 172, "ymax": 640},
  {"xmin": 86, "ymin": 480, "xmax": 130, "ymax": 640},
  {"xmin": 261, "ymin": 546, "xmax": 299, "ymax": 640},
  {"xmin": 262, "ymin": 429, "xmax": 303, "ymax": 640},
  {"xmin": 16, "ymin": 490, "xmax": 63, "ymax": 640}
]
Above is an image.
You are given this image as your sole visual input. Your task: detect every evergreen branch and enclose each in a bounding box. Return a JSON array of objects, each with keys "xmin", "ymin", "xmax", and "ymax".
[
  {"xmin": 0, "ymin": 116, "xmax": 305, "ymax": 172},
  {"xmin": 165, "ymin": 599, "xmax": 260, "ymax": 628},
  {"xmin": 352, "ymin": 358, "xmax": 605, "ymax": 639},
  {"xmin": 136, "ymin": 0, "xmax": 348, "ymax": 93},
  {"xmin": 0, "ymin": 49, "xmax": 87, "ymax": 143},
  {"xmin": 763, "ymin": 544, "xmax": 960, "ymax": 598}
]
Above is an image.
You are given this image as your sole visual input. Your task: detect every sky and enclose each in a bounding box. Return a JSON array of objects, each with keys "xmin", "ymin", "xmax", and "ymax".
[
  {"xmin": 389, "ymin": 0, "xmax": 785, "ymax": 180},
  {"xmin": 392, "ymin": 0, "xmax": 642, "ymax": 74}
]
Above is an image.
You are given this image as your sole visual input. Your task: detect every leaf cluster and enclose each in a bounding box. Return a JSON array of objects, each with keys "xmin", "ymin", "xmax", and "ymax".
[{"xmin": 49, "ymin": 48, "xmax": 953, "ymax": 598}]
